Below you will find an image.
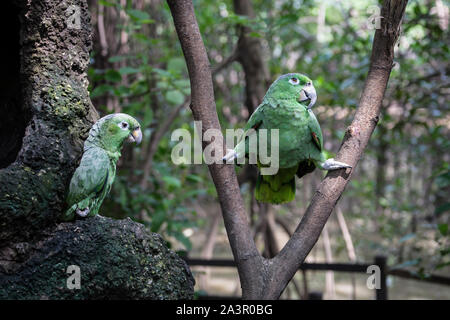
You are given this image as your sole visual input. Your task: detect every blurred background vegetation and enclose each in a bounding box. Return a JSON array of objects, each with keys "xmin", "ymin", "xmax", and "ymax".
[{"xmin": 85, "ymin": 0, "xmax": 449, "ymax": 299}]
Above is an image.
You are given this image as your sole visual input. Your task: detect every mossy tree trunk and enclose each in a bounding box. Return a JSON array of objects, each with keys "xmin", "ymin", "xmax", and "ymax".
[{"xmin": 0, "ymin": 0, "xmax": 193, "ymax": 299}]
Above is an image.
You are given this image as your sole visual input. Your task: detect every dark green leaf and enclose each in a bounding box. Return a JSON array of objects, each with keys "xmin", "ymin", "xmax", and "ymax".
[
  {"xmin": 438, "ymin": 223, "xmax": 448, "ymax": 236},
  {"xmin": 105, "ymin": 69, "xmax": 122, "ymax": 83}
]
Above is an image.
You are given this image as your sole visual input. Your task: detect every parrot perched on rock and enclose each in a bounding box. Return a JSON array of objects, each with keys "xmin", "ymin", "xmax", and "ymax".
[
  {"xmin": 223, "ymin": 73, "xmax": 351, "ymax": 204},
  {"xmin": 63, "ymin": 113, "xmax": 142, "ymax": 221}
]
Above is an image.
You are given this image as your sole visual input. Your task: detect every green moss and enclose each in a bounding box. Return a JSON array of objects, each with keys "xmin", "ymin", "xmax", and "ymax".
[{"xmin": 0, "ymin": 216, "xmax": 194, "ymax": 300}]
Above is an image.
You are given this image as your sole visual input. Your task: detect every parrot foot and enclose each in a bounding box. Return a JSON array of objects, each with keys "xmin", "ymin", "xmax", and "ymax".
[
  {"xmin": 322, "ymin": 158, "xmax": 352, "ymax": 170},
  {"xmin": 76, "ymin": 207, "xmax": 90, "ymax": 218},
  {"xmin": 222, "ymin": 149, "xmax": 237, "ymax": 163}
]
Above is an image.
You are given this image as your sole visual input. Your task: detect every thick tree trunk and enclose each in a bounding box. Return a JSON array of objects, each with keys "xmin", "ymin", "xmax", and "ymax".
[
  {"xmin": 0, "ymin": 0, "xmax": 193, "ymax": 299},
  {"xmin": 0, "ymin": 0, "xmax": 97, "ymax": 244}
]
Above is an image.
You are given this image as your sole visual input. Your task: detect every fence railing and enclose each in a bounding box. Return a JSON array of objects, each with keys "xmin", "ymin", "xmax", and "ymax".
[{"xmin": 183, "ymin": 256, "xmax": 450, "ymax": 300}]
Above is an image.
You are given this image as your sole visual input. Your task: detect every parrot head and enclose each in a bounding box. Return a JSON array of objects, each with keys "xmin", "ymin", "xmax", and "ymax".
[
  {"xmin": 86, "ymin": 113, "xmax": 142, "ymax": 153},
  {"xmin": 265, "ymin": 73, "xmax": 317, "ymax": 109}
]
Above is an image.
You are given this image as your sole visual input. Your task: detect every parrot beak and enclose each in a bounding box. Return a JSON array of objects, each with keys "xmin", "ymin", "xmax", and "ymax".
[
  {"xmin": 298, "ymin": 90, "xmax": 308, "ymax": 103},
  {"xmin": 299, "ymin": 85, "xmax": 317, "ymax": 109},
  {"xmin": 129, "ymin": 127, "xmax": 142, "ymax": 144}
]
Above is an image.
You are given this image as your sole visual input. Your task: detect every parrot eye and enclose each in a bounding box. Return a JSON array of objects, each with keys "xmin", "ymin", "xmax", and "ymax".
[
  {"xmin": 119, "ymin": 121, "xmax": 129, "ymax": 130},
  {"xmin": 306, "ymin": 81, "xmax": 312, "ymax": 86},
  {"xmin": 289, "ymin": 78, "xmax": 299, "ymax": 85}
]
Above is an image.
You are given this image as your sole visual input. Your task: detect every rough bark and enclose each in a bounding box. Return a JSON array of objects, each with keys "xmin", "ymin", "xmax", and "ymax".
[
  {"xmin": 0, "ymin": 0, "xmax": 194, "ymax": 299},
  {"xmin": 0, "ymin": 216, "xmax": 194, "ymax": 299},
  {"xmin": 0, "ymin": 0, "xmax": 97, "ymax": 244},
  {"xmin": 167, "ymin": 0, "xmax": 408, "ymax": 299}
]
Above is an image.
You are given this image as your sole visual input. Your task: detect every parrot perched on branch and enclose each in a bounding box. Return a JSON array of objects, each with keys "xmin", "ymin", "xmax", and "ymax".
[
  {"xmin": 223, "ymin": 73, "xmax": 351, "ymax": 204},
  {"xmin": 63, "ymin": 113, "xmax": 142, "ymax": 221}
]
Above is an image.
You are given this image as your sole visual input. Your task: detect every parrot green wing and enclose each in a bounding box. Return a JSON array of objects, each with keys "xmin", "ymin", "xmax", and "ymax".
[
  {"xmin": 232, "ymin": 103, "xmax": 266, "ymax": 159},
  {"xmin": 243, "ymin": 104, "xmax": 265, "ymax": 132},
  {"xmin": 307, "ymin": 109, "xmax": 323, "ymax": 152},
  {"xmin": 64, "ymin": 147, "xmax": 111, "ymax": 220},
  {"xmin": 296, "ymin": 109, "xmax": 325, "ymax": 179}
]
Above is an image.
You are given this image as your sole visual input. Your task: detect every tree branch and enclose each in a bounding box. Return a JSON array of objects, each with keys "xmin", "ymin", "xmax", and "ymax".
[
  {"xmin": 233, "ymin": 0, "xmax": 270, "ymax": 114},
  {"xmin": 167, "ymin": 0, "xmax": 265, "ymax": 299},
  {"xmin": 167, "ymin": 0, "xmax": 409, "ymax": 299},
  {"xmin": 265, "ymin": 0, "xmax": 409, "ymax": 298},
  {"xmin": 211, "ymin": 49, "xmax": 238, "ymax": 75}
]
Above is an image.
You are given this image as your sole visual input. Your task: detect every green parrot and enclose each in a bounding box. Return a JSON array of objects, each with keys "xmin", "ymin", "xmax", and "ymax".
[
  {"xmin": 223, "ymin": 73, "xmax": 351, "ymax": 204},
  {"xmin": 63, "ymin": 113, "xmax": 142, "ymax": 221}
]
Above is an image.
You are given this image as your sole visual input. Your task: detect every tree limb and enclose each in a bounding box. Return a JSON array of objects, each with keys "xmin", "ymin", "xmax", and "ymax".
[
  {"xmin": 265, "ymin": 0, "xmax": 409, "ymax": 298},
  {"xmin": 167, "ymin": 0, "xmax": 265, "ymax": 299},
  {"xmin": 211, "ymin": 49, "xmax": 239, "ymax": 75},
  {"xmin": 167, "ymin": 0, "xmax": 409, "ymax": 299}
]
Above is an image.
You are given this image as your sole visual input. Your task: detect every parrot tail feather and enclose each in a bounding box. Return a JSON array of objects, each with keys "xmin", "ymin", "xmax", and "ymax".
[{"xmin": 255, "ymin": 166, "xmax": 298, "ymax": 204}]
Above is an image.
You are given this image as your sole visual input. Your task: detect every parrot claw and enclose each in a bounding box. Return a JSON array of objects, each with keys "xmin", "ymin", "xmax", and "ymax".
[
  {"xmin": 222, "ymin": 149, "xmax": 238, "ymax": 164},
  {"xmin": 76, "ymin": 207, "xmax": 90, "ymax": 218},
  {"xmin": 322, "ymin": 158, "xmax": 352, "ymax": 170}
]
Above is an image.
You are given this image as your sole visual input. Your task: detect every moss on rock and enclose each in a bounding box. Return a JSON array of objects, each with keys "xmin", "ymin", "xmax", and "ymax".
[{"xmin": 0, "ymin": 216, "xmax": 194, "ymax": 299}]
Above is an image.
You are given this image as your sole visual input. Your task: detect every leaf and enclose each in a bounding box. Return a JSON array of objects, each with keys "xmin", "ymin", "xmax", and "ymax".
[
  {"xmin": 90, "ymin": 84, "xmax": 112, "ymax": 98},
  {"xmin": 139, "ymin": 19, "xmax": 155, "ymax": 25},
  {"xmin": 165, "ymin": 90, "xmax": 185, "ymax": 105},
  {"xmin": 150, "ymin": 210, "xmax": 166, "ymax": 232},
  {"xmin": 173, "ymin": 79, "xmax": 191, "ymax": 95},
  {"xmin": 119, "ymin": 186, "xmax": 127, "ymax": 208},
  {"xmin": 435, "ymin": 203, "xmax": 450, "ymax": 216},
  {"xmin": 173, "ymin": 232, "xmax": 192, "ymax": 251},
  {"xmin": 142, "ymin": 108, "xmax": 153, "ymax": 128},
  {"xmin": 435, "ymin": 171, "xmax": 450, "ymax": 188},
  {"xmin": 105, "ymin": 69, "xmax": 122, "ymax": 83},
  {"xmin": 167, "ymin": 58, "xmax": 187, "ymax": 74},
  {"xmin": 438, "ymin": 223, "xmax": 448, "ymax": 236},
  {"xmin": 436, "ymin": 261, "xmax": 450, "ymax": 269},
  {"xmin": 132, "ymin": 33, "xmax": 152, "ymax": 44},
  {"xmin": 249, "ymin": 31, "xmax": 263, "ymax": 38},
  {"xmin": 108, "ymin": 55, "xmax": 129, "ymax": 63},
  {"xmin": 119, "ymin": 66, "xmax": 140, "ymax": 75},
  {"xmin": 153, "ymin": 68, "xmax": 172, "ymax": 78},
  {"xmin": 127, "ymin": 9, "xmax": 154, "ymax": 24},
  {"xmin": 186, "ymin": 174, "xmax": 202, "ymax": 183},
  {"xmin": 99, "ymin": 0, "xmax": 115, "ymax": 7},
  {"xmin": 162, "ymin": 176, "xmax": 181, "ymax": 189},
  {"xmin": 113, "ymin": 85, "xmax": 131, "ymax": 97}
]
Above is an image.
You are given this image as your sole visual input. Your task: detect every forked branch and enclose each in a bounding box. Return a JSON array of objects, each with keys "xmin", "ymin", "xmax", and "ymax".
[{"xmin": 167, "ymin": 0, "xmax": 408, "ymax": 299}]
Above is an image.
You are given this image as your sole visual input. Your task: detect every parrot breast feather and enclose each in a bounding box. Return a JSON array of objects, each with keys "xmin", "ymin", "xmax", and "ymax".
[{"xmin": 66, "ymin": 147, "xmax": 110, "ymax": 210}]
